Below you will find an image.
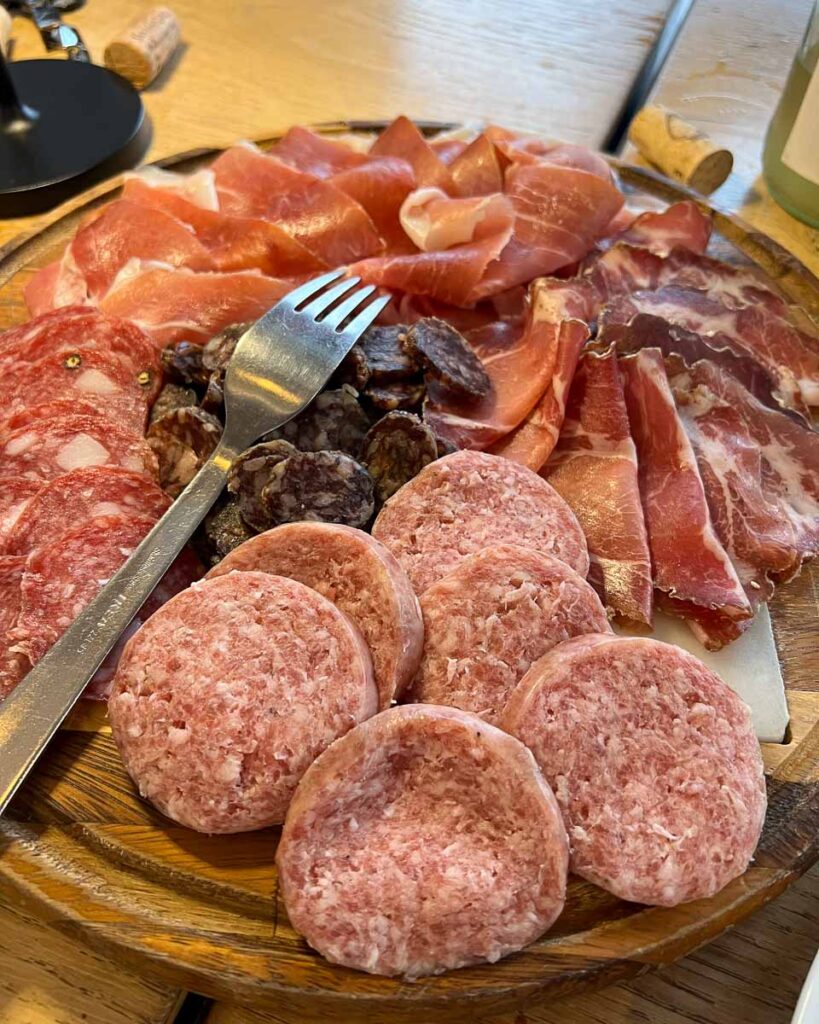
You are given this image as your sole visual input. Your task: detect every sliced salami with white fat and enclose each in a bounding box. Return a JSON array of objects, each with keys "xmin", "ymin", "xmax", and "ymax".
[
  {"xmin": 409, "ymin": 544, "xmax": 611, "ymax": 722},
  {"xmin": 109, "ymin": 572, "xmax": 377, "ymax": 832},
  {"xmin": 0, "ymin": 555, "xmax": 27, "ymax": 697},
  {"xmin": 207, "ymin": 523, "xmax": 422, "ymax": 708},
  {"xmin": 0, "ymin": 411, "xmax": 158, "ymax": 483},
  {"xmin": 372, "ymin": 450, "xmax": 589, "ymax": 592},
  {"xmin": 0, "ymin": 477, "xmax": 41, "ymax": 548},
  {"xmin": 277, "ymin": 704, "xmax": 568, "ymax": 979},
  {"xmin": 501, "ymin": 634, "xmax": 766, "ymax": 906}
]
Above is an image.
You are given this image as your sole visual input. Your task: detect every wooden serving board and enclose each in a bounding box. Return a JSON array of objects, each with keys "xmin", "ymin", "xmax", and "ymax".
[{"xmin": 0, "ymin": 124, "xmax": 817, "ymax": 1022}]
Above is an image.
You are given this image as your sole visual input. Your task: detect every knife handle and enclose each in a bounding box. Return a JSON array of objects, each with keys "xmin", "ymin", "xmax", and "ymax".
[{"xmin": 0, "ymin": 444, "xmax": 236, "ymax": 816}]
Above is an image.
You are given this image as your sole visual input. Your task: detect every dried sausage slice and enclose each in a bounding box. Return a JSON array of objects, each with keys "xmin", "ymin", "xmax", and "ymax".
[
  {"xmin": 207, "ymin": 522, "xmax": 423, "ymax": 707},
  {"xmin": 261, "ymin": 450, "xmax": 374, "ymax": 529},
  {"xmin": 265, "ymin": 385, "xmax": 370, "ymax": 456},
  {"xmin": 2, "ymin": 467, "xmax": 170, "ymax": 557},
  {"xmin": 405, "ymin": 318, "xmax": 491, "ymax": 399},
  {"xmin": 227, "ymin": 440, "xmax": 296, "ymax": 531},
  {"xmin": 147, "ymin": 406, "xmax": 223, "ymax": 497},
  {"xmin": 277, "ymin": 704, "xmax": 568, "ymax": 978},
  {"xmin": 372, "ymin": 450, "xmax": 589, "ymax": 592},
  {"xmin": 109, "ymin": 572, "xmax": 377, "ymax": 832},
  {"xmin": 361, "ymin": 411, "xmax": 438, "ymax": 503},
  {"xmin": 0, "ymin": 412, "xmax": 158, "ymax": 483},
  {"xmin": 410, "ymin": 544, "xmax": 611, "ymax": 722},
  {"xmin": 501, "ymin": 634, "xmax": 767, "ymax": 906}
]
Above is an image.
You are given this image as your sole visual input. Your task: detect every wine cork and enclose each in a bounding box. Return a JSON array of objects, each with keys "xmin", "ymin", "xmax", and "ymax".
[
  {"xmin": 628, "ymin": 105, "xmax": 733, "ymax": 195},
  {"xmin": 0, "ymin": 6, "xmax": 12, "ymax": 55},
  {"xmin": 104, "ymin": 7, "xmax": 181, "ymax": 90}
]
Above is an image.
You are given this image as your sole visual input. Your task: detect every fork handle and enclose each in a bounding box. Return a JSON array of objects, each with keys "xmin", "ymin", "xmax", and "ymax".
[{"xmin": 0, "ymin": 443, "xmax": 237, "ymax": 816}]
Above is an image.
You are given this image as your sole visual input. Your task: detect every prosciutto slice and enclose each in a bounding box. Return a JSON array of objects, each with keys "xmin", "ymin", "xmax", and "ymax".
[
  {"xmin": 543, "ymin": 348, "xmax": 652, "ymax": 625},
  {"xmin": 449, "ymin": 133, "xmax": 505, "ymax": 196},
  {"xmin": 399, "ymin": 188, "xmax": 515, "ymax": 252},
  {"xmin": 99, "ymin": 261, "xmax": 293, "ymax": 345},
  {"xmin": 669, "ymin": 358, "xmax": 819, "ymax": 602},
  {"xmin": 602, "ymin": 285, "xmax": 819, "ymax": 409},
  {"xmin": 122, "ymin": 176, "xmax": 324, "ymax": 275},
  {"xmin": 615, "ymin": 201, "xmax": 712, "ymax": 256},
  {"xmin": 330, "ymin": 157, "xmax": 417, "ymax": 251},
  {"xmin": 620, "ymin": 348, "xmax": 752, "ymax": 649},
  {"xmin": 424, "ymin": 309, "xmax": 557, "ymax": 449},
  {"xmin": 369, "ymin": 116, "xmax": 453, "ymax": 190},
  {"xmin": 269, "ymin": 126, "xmax": 368, "ymax": 176},
  {"xmin": 212, "ymin": 144, "xmax": 383, "ymax": 264}
]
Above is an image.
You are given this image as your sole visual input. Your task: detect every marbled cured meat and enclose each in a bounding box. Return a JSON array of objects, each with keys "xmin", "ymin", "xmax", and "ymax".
[
  {"xmin": 620, "ymin": 349, "xmax": 752, "ymax": 648},
  {"xmin": 543, "ymin": 349, "xmax": 653, "ymax": 625},
  {"xmin": 372, "ymin": 450, "xmax": 589, "ymax": 592},
  {"xmin": 276, "ymin": 704, "xmax": 568, "ymax": 978},
  {"xmin": 109, "ymin": 571, "xmax": 377, "ymax": 832},
  {"xmin": 409, "ymin": 544, "xmax": 610, "ymax": 723},
  {"xmin": 615, "ymin": 200, "xmax": 712, "ymax": 256},
  {"xmin": 207, "ymin": 522, "xmax": 423, "ymax": 709},
  {"xmin": 502, "ymin": 634, "xmax": 766, "ymax": 906},
  {"xmin": 0, "ymin": 478, "xmax": 41, "ymax": 548}
]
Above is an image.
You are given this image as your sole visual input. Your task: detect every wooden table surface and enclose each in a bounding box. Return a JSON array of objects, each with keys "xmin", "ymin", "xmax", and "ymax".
[{"xmin": 0, "ymin": 0, "xmax": 817, "ymax": 1021}]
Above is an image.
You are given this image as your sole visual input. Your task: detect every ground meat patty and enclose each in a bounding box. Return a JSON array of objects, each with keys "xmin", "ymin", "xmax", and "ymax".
[
  {"xmin": 1, "ymin": 467, "xmax": 170, "ymax": 557},
  {"xmin": 207, "ymin": 523, "xmax": 423, "ymax": 708},
  {"xmin": 265, "ymin": 385, "xmax": 370, "ymax": 456},
  {"xmin": 372, "ymin": 450, "xmax": 589, "ymax": 592},
  {"xmin": 410, "ymin": 544, "xmax": 611, "ymax": 723},
  {"xmin": 109, "ymin": 572, "xmax": 377, "ymax": 833},
  {"xmin": 276, "ymin": 704, "xmax": 568, "ymax": 978},
  {"xmin": 361, "ymin": 411, "xmax": 438, "ymax": 503},
  {"xmin": 501, "ymin": 634, "xmax": 767, "ymax": 907},
  {"xmin": 262, "ymin": 450, "xmax": 374, "ymax": 529},
  {"xmin": 0, "ymin": 412, "xmax": 158, "ymax": 483},
  {"xmin": 405, "ymin": 318, "xmax": 490, "ymax": 399},
  {"xmin": 227, "ymin": 440, "xmax": 296, "ymax": 531}
]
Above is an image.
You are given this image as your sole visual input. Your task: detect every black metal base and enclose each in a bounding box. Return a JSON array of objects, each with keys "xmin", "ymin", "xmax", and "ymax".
[{"xmin": 0, "ymin": 60, "xmax": 150, "ymax": 218}]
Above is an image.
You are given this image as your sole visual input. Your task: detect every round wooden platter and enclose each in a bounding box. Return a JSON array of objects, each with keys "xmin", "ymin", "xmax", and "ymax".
[{"xmin": 0, "ymin": 123, "xmax": 818, "ymax": 1022}]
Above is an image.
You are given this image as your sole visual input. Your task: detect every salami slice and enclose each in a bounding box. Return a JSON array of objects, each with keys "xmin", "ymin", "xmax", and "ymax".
[
  {"xmin": 0, "ymin": 399, "xmax": 106, "ymax": 434},
  {"xmin": 2, "ymin": 468, "xmax": 170, "ymax": 557},
  {"xmin": 0, "ymin": 412, "xmax": 158, "ymax": 483},
  {"xmin": 109, "ymin": 572, "xmax": 377, "ymax": 832},
  {"xmin": 0, "ymin": 345, "xmax": 155, "ymax": 433},
  {"xmin": 501, "ymin": 634, "xmax": 767, "ymax": 906},
  {"xmin": 0, "ymin": 555, "xmax": 27, "ymax": 698},
  {"xmin": 361, "ymin": 411, "xmax": 438, "ymax": 503},
  {"xmin": 277, "ymin": 704, "xmax": 568, "ymax": 978},
  {"xmin": 207, "ymin": 522, "xmax": 423, "ymax": 707},
  {"xmin": 410, "ymin": 544, "xmax": 611, "ymax": 722},
  {"xmin": 372, "ymin": 450, "xmax": 589, "ymax": 592},
  {"xmin": 0, "ymin": 477, "xmax": 41, "ymax": 547}
]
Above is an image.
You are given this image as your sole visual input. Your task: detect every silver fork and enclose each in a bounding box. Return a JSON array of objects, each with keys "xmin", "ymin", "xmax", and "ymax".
[{"xmin": 0, "ymin": 269, "xmax": 389, "ymax": 815}]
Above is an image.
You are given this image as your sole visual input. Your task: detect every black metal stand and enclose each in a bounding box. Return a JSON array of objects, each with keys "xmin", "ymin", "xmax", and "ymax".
[{"xmin": 0, "ymin": 53, "xmax": 150, "ymax": 217}]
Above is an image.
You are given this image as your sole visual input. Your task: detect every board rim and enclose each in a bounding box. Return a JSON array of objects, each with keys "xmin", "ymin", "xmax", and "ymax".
[{"xmin": 0, "ymin": 119, "xmax": 816, "ymax": 1019}]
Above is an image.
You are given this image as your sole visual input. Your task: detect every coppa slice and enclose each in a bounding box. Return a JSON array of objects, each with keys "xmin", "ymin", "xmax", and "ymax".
[
  {"xmin": 109, "ymin": 572, "xmax": 377, "ymax": 833},
  {"xmin": 409, "ymin": 544, "xmax": 610, "ymax": 723},
  {"xmin": 0, "ymin": 412, "xmax": 158, "ymax": 483},
  {"xmin": 620, "ymin": 349, "xmax": 752, "ymax": 649},
  {"xmin": 502, "ymin": 634, "xmax": 766, "ymax": 907},
  {"xmin": 1, "ymin": 467, "xmax": 170, "ymax": 557},
  {"xmin": 207, "ymin": 523, "xmax": 423, "ymax": 708},
  {"xmin": 372, "ymin": 450, "xmax": 589, "ymax": 592},
  {"xmin": 543, "ymin": 348, "xmax": 653, "ymax": 626},
  {"xmin": 277, "ymin": 704, "xmax": 568, "ymax": 978}
]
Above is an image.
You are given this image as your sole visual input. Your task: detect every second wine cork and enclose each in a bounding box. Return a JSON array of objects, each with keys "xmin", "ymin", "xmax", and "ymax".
[
  {"xmin": 628, "ymin": 105, "xmax": 733, "ymax": 195},
  {"xmin": 104, "ymin": 7, "xmax": 181, "ymax": 90}
]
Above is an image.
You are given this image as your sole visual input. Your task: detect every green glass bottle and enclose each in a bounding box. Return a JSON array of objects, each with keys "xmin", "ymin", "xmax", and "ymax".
[{"xmin": 763, "ymin": 2, "xmax": 819, "ymax": 228}]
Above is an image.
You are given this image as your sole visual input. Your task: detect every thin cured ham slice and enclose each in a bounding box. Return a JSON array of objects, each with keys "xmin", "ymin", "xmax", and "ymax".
[
  {"xmin": 424, "ymin": 289, "xmax": 561, "ymax": 449},
  {"xmin": 330, "ymin": 157, "xmax": 417, "ymax": 251},
  {"xmin": 399, "ymin": 188, "xmax": 515, "ymax": 252},
  {"xmin": 370, "ymin": 115, "xmax": 453, "ymax": 191},
  {"xmin": 62, "ymin": 200, "xmax": 215, "ymax": 302},
  {"xmin": 471, "ymin": 163, "xmax": 625, "ymax": 301},
  {"xmin": 543, "ymin": 349, "xmax": 653, "ymax": 625},
  {"xmin": 126, "ymin": 167, "xmax": 219, "ymax": 210},
  {"xmin": 484, "ymin": 127, "xmax": 613, "ymax": 180},
  {"xmin": 620, "ymin": 348, "xmax": 752, "ymax": 649},
  {"xmin": 24, "ymin": 258, "xmax": 86, "ymax": 317},
  {"xmin": 602, "ymin": 285, "xmax": 819, "ymax": 409},
  {"xmin": 668, "ymin": 358, "xmax": 819, "ymax": 600},
  {"xmin": 212, "ymin": 144, "xmax": 383, "ymax": 264},
  {"xmin": 0, "ymin": 306, "xmax": 160, "ymax": 386},
  {"xmin": 615, "ymin": 201, "xmax": 712, "ymax": 256},
  {"xmin": 122, "ymin": 176, "xmax": 324, "ymax": 276},
  {"xmin": 99, "ymin": 261, "xmax": 293, "ymax": 346},
  {"xmin": 449, "ymin": 133, "xmax": 505, "ymax": 196},
  {"xmin": 269, "ymin": 126, "xmax": 367, "ymax": 176},
  {"xmin": 598, "ymin": 309, "xmax": 810, "ymax": 422},
  {"xmin": 430, "ymin": 136, "xmax": 469, "ymax": 163}
]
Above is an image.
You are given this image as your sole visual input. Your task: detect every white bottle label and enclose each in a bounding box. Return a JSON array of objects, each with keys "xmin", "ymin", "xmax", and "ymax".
[{"xmin": 782, "ymin": 61, "xmax": 819, "ymax": 184}]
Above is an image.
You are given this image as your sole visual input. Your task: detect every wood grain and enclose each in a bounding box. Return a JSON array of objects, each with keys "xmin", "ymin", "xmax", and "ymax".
[
  {"xmin": 622, "ymin": 0, "xmax": 819, "ymax": 271},
  {"xmin": 0, "ymin": 134, "xmax": 816, "ymax": 1022}
]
